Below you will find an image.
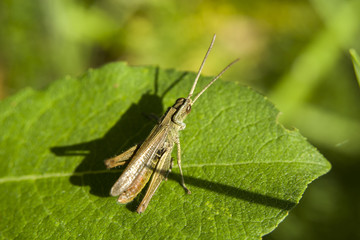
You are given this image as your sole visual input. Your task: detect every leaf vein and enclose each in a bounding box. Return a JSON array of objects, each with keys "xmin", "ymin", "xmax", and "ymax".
[{"xmin": 0, "ymin": 160, "xmax": 327, "ymax": 183}]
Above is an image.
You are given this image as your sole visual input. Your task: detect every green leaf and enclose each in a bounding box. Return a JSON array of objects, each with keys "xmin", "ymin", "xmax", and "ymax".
[
  {"xmin": 350, "ymin": 48, "xmax": 360, "ymax": 87},
  {"xmin": 0, "ymin": 62, "xmax": 330, "ymax": 239}
]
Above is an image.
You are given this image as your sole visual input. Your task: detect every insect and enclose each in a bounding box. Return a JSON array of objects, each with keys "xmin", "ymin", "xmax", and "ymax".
[{"xmin": 105, "ymin": 34, "xmax": 239, "ymax": 213}]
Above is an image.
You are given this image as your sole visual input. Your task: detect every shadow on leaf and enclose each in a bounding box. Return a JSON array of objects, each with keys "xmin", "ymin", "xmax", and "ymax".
[
  {"xmin": 50, "ymin": 68, "xmax": 186, "ymax": 197},
  {"xmin": 172, "ymin": 173, "xmax": 296, "ymax": 211}
]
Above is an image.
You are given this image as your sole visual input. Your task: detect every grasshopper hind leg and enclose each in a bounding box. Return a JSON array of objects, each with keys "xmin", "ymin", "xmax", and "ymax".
[{"xmin": 104, "ymin": 145, "xmax": 138, "ymax": 169}]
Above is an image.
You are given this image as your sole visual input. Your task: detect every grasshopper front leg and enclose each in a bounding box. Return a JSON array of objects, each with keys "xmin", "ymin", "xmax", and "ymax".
[{"xmin": 104, "ymin": 145, "xmax": 138, "ymax": 169}]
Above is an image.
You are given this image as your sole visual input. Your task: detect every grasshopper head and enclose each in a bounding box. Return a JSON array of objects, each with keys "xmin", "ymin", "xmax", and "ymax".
[{"xmin": 172, "ymin": 97, "xmax": 192, "ymax": 122}]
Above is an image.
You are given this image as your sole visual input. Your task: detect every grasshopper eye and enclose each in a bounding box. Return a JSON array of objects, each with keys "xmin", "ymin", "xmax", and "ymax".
[{"xmin": 186, "ymin": 105, "xmax": 191, "ymax": 113}]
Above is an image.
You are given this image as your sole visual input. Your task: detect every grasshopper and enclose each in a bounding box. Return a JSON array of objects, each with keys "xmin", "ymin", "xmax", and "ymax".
[{"xmin": 105, "ymin": 34, "xmax": 239, "ymax": 213}]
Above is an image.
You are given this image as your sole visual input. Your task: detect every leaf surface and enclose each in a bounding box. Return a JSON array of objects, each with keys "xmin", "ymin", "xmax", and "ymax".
[{"xmin": 0, "ymin": 63, "xmax": 330, "ymax": 239}]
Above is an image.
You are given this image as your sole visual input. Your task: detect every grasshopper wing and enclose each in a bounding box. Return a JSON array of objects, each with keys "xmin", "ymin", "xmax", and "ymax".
[{"xmin": 110, "ymin": 108, "xmax": 177, "ymax": 198}]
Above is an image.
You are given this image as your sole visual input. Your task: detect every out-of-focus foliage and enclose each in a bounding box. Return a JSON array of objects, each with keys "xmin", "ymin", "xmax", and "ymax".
[
  {"xmin": 350, "ymin": 49, "xmax": 360, "ymax": 86},
  {"xmin": 0, "ymin": 0, "xmax": 359, "ymax": 239}
]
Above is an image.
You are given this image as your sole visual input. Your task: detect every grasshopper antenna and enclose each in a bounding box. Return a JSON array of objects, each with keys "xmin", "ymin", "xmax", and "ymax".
[
  {"xmin": 192, "ymin": 58, "xmax": 239, "ymax": 104},
  {"xmin": 187, "ymin": 34, "xmax": 216, "ymax": 99}
]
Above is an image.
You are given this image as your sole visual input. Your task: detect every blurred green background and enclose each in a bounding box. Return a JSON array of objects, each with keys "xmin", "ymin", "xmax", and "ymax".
[{"xmin": 1, "ymin": 0, "xmax": 359, "ymax": 239}]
